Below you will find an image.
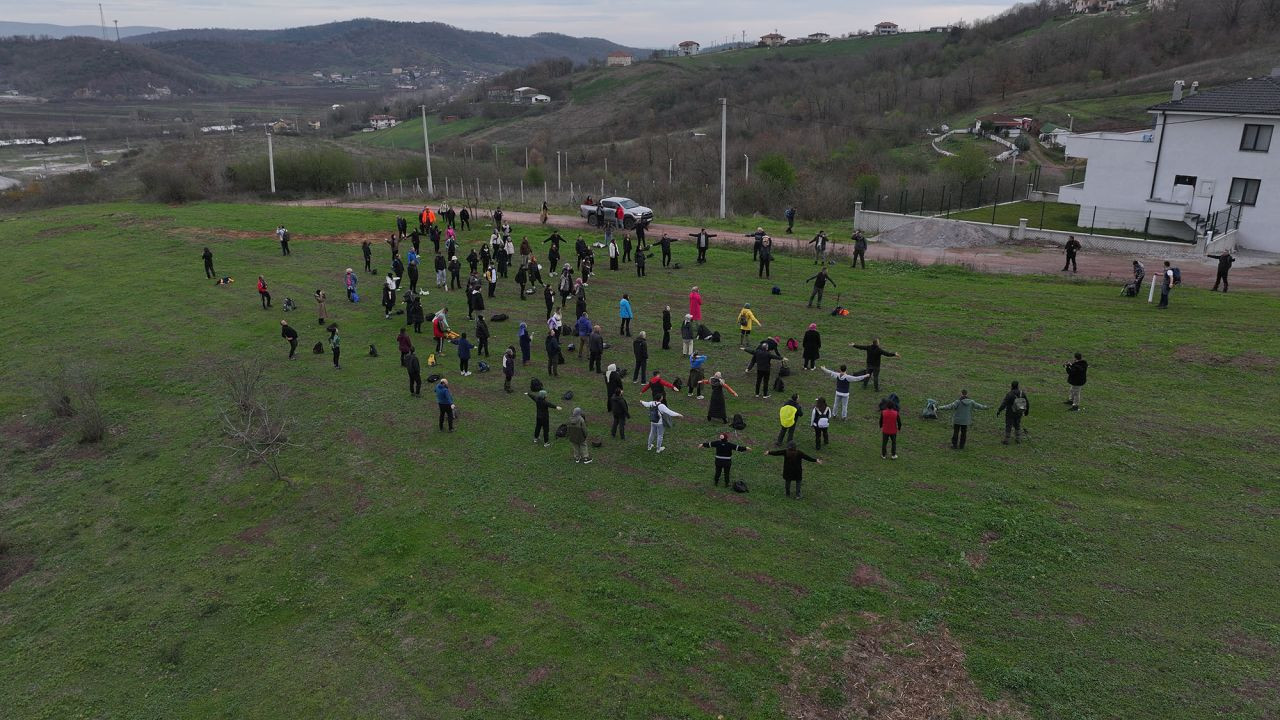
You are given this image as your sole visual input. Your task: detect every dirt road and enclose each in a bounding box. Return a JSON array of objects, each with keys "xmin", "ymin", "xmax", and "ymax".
[{"xmin": 280, "ymin": 200, "xmax": 1279, "ymax": 292}]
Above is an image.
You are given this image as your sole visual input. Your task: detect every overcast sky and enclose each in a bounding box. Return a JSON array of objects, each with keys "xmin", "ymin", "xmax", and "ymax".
[{"xmin": 17, "ymin": 0, "xmax": 1015, "ymax": 46}]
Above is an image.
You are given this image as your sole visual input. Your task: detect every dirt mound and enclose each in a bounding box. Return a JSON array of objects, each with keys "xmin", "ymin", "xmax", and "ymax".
[
  {"xmin": 876, "ymin": 218, "xmax": 999, "ymax": 249},
  {"xmin": 781, "ymin": 612, "xmax": 1028, "ymax": 719}
]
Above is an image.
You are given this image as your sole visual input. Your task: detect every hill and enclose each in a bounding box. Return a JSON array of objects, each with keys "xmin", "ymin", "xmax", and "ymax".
[
  {"xmin": 125, "ymin": 19, "xmax": 646, "ymax": 75},
  {"xmin": 0, "ymin": 36, "xmax": 225, "ymax": 98},
  {"xmin": 0, "ymin": 21, "xmax": 168, "ymax": 40},
  {"xmin": 0, "ymin": 202, "xmax": 1277, "ymax": 718}
]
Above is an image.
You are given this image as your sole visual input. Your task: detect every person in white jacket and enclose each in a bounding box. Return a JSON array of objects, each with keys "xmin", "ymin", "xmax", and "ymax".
[
  {"xmin": 641, "ymin": 399, "xmax": 682, "ymax": 453},
  {"xmin": 819, "ymin": 364, "xmax": 870, "ymax": 420},
  {"xmin": 608, "ymin": 237, "xmax": 620, "ymax": 271}
]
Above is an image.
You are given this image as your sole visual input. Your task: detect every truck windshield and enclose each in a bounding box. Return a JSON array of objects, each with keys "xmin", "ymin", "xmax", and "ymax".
[{"xmin": 618, "ymin": 199, "xmax": 639, "ymax": 209}]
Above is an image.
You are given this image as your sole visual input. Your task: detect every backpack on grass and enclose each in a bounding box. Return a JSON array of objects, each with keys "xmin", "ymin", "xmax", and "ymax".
[
  {"xmin": 773, "ymin": 376, "xmax": 785, "ymax": 392},
  {"xmin": 555, "ymin": 423, "xmax": 569, "ymax": 438},
  {"xmin": 732, "ymin": 480, "xmax": 749, "ymax": 493},
  {"xmin": 922, "ymin": 398, "xmax": 938, "ymax": 419},
  {"xmin": 730, "ymin": 413, "xmax": 747, "ymax": 430},
  {"xmin": 779, "ymin": 360, "xmax": 792, "ymax": 378},
  {"xmin": 312, "ymin": 342, "xmax": 324, "ymax": 354}
]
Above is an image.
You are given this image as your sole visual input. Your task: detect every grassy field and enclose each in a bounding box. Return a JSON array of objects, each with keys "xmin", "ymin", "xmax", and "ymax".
[
  {"xmin": 949, "ymin": 200, "xmax": 1190, "ymax": 242},
  {"xmin": 1, "ymin": 202, "xmax": 1278, "ymax": 719}
]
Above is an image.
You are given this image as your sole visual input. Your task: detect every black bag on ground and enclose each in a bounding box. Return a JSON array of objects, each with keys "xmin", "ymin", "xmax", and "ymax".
[
  {"xmin": 590, "ymin": 437, "xmax": 604, "ymax": 448},
  {"xmin": 773, "ymin": 376, "xmax": 785, "ymax": 392},
  {"xmin": 730, "ymin": 413, "xmax": 747, "ymax": 430},
  {"xmin": 711, "ymin": 331, "xmax": 721, "ymax": 343},
  {"xmin": 491, "ymin": 313, "xmax": 509, "ymax": 322},
  {"xmin": 555, "ymin": 423, "xmax": 569, "ymax": 438},
  {"xmin": 562, "ymin": 391, "xmax": 574, "ymax": 401},
  {"xmin": 368, "ymin": 344, "xmax": 379, "ymax": 357},
  {"xmin": 477, "ymin": 361, "xmax": 490, "ymax": 373},
  {"xmin": 779, "ymin": 360, "xmax": 792, "ymax": 378},
  {"xmin": 426, "ymin": 373, "xmax": 441, "ymax": 384},
  {"xmin": 732, "ymin": 480, "xmax": 749, "ymax": 493},
  {"xmin": 771, "ymin": 286, "xmax": 781, "ymax": 295},
  {"xmin": 312, "ymin": 342, "xmax": 324, "ymax": 354},
  {"xmin": 697, "ymin": 324, "xmax": 712, "ymax": 340}
]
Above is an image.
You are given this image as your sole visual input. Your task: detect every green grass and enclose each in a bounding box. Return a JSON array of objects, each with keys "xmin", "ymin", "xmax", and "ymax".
[
  {"xmin": 949, "ymin": 200, "xmax": 1190, "ymax": 242},
  {"xmin": 348, "ymin": 115, "xmax": 502, "ymax": 149},
  {"xmin": 569, "ymin": 72, "xmax": 629, "ymax": 103},
  {"xmin": 1, "ymin": 202, "xmax": 1278, "ymax": 719},
  {"xmin": 677, "ymin": 32, "xmax": 944, "ymax": 67}
]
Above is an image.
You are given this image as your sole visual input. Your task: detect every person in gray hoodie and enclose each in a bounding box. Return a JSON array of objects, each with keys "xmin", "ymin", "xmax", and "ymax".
[
  {"xmin": 567, "ymin": 407, "xmax": 592, "ymax": 463},
  {"xmin": 938, "ymin": 389, "xmax": 988, "ymax": 450}
]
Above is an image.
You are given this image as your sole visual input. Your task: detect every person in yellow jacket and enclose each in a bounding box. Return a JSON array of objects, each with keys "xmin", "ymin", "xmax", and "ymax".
[
  {"xmin": 737, "ymin": 303, "xmax": 761, "ymax": 348},
  {"xmin": 775, "ymin": 394, "xmax": 802, "ymax": 446}
]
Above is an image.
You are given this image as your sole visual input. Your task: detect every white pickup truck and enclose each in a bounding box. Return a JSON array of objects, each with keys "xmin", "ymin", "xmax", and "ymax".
[{"xmin": 579, "ymin": 196, "xmax": 654, "ymax": 230}]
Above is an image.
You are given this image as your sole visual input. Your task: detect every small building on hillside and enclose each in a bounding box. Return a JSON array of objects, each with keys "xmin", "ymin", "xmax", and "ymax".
[
  {"xmin": 607, "ymin": 51, "xmax": 634, "ymax": 67},
  {"xmin": 677, "ymin": 40, "xmax": 700, "ymax": 56},
  {"xmin": 874, "ymin": 21, "xmax": 900, "ymax": 35},
  {"xmin": 759, "ymin": 32, "xmax": 786, "ymax": 47},
  {"xmin": 531, "ymin": 94, "xmax": 552, "ymax": 104},
  {"xmin": 486, "ymin": 86, "xmax": 512, "ymax": 103},
  {"xmin": 975, "ymin": 113, "xmax": 1036, "ymax": 137},
  {"xmin": 513, "ymin": 86, "xmax": 539, "ymax": 102},
  {"xmin": 369, "ymin": 114, "xmax": 398, "ymax": 130},
  {"xmin": 808, "ymin": 32, "xmax": 832, "ymax": 43},
  {"xmin": 1058, "ymin": 76, "xmax": 1280, "ymax": 251}
]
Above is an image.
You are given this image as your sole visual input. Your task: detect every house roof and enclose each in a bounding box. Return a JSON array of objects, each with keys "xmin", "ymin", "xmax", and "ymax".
[
  {"xmin": 1149, "ymin": 76, "xmax": 1280, "ymax": 115},
  {"xmin": 678, "ymin": 40, "xmax": 699, "ymax": 46},
  {"xmin": 608, "ymin": 51, "xmax": 632, "ymax": 57},
  {"xmin": 761, "ymin": 33, "xmax": 784, "ymax": 39},
  {"xmin": 875, "ymin": 21, "xmax": 898, "ymax": 27}
]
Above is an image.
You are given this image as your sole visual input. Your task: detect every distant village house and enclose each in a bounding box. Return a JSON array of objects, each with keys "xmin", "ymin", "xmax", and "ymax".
[
  {"xmin": 759, "ymin": 32, "xmax": 786, "ymax": 48},
  {"xmin": 607, "ymin": 51, "xmax": 634, "ymax": 67},
  {"xmin": 369, "ymin": 114, "xmax": 398, "ymax": 130},
  {"xmin": 874, "ymin": 21, "xmax": 900, "ymax": 35},
  {"xmin": 677, "ymin": 40, "xmax": 700, "ymax": 56}
]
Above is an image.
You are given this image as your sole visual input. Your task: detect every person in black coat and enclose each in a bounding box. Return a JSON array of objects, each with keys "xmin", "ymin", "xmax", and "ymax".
[
  {"xmin": 801, "ymin": 323, "xmax": 821, "ymax": 370},
  {"xmin": 995, "ymin": 380, "xmax": 1030, "ymax": 443},
  {"xmin": 1208, "ymin": 251, "xmax": 1235, "ymax": 292},
  {"xmin": 806, "ymin": 267, "xmax": 835, "ymax": 308},
  {"xmin": 1062, "ymin": 236, "xmax": 1082, "ymax": 272},
  {"xmin": 658, "ymin": 233, "xmax": 677, "ymax": 267},
  {"xmin": 608, "ymin": 387, "xmax": 630, "ymax": 439},
  {"xmin": 632, "ymin": 332, "xmax": 649, "ymax": 383},
  {"xmin": 588, "ymin": 325, "xmax": 605, "ymax": 373},
  {"xmin": 1064, "ymin": 352, "xmax": 1087, "ymax": 411},
  {"xmin": 765, "ymin": 442, "xmax": 820, "ymax": 499},
  {"xmin": 361, "ymin": 240, "xmax": 373, "ymax": 273},
  {"xmin": 635, "ymin": 246, "xmax": 647, "ymax": 277},
  {"xmin": 406, "ymin": 350, "xmax": 422, "ymax": 396},
  {"xmin": 408, "ymin": 297, "xmax": 425, "ymax": 333},
  {"xmin": 202, "ymin": 247, "xmax": 215, "ymax": 278},
  {"xmin": 459, "ymin": 206, "xmax": 471, "ymax": 231},
  {"xmin": 698, "ymin": 433, "xmax": 750, "ymax": 487},
  {"xmin": 850, "ymin": 338, "xmax": 900, "ymax": 392},
  {"xmin": 502, "ymin": 346, "xmax": 516, "ymax": 392},
  {"xmin": 758, "ymin": 237, "xmax": 774, "ymax": 278},
  {"xmin": 747, "ymin": 227, "xmax": 765, "ymax": 261},
  {"xmin": 528, "ymin": 389, "xmax": 560, "ymax": 446},
  {"xmin": 545, "ymin": 333, "xmax": 563, "ymax": 377},
  {"xmin": 475, "ymin": 316, "xmax": 490, "ymax": 357},
  {"xmin": 280, "ymin": 320, "xmax": 298, "ymax": 359},
  {"xmin": 745, "ymin": 341, "xmax": 785, "ymax": 398},
  {"xmin": 661, "ymin": 305, "xmax": 672, "ymax": 350},
  {"xmin": 690, "ymin": 229, "xmax": 715, "ymax": 264},
  {"xmin": 543, "ymin": 284, "xmax": 555, "ymax": 319}
]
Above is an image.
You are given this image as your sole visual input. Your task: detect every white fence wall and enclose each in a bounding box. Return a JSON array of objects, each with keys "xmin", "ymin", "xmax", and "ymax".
[{"xmin": 853, "ymin": 204, "xmax": 1204, "ymax": 257}]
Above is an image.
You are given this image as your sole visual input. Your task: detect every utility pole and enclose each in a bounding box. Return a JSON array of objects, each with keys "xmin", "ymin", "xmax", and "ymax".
[
  {"xmin": 113, "ymin": 20, "xmax": 120, "ymax": 41},
  {"xmin": 98, "ymin": 4, "xmax": 107, "ymax": 40},
  {"xmin": 82, "ymin": 141, "xmax": 90, "ymax": 169},
  {"xmin": 419, "ymin": 105, "xmax": 434, "ymax": 195},
  {"xmin": 266, "ymin": 132, "xmax": 276, "ymax": 194},
  {"xmin": 718, "ymin": 97, "xmax": 727, "ymax": 219},
  {"xmin": 744, "ymin": 154, "xmax": 749, "ymax": 181},
  {"xmin": 556, "ymin": 151, "xmax": 562, "ymax": 190}
]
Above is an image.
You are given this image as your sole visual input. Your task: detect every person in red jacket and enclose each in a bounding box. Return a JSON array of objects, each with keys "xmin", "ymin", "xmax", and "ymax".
[
  {"xmin": 639, "ymin": 372, "xmax": 676, "ymax": 403},
  {"xmin": 615, "ymin": 204, "xmax": 625, "ymax": 227},
  {"xmin": 880, "ymin": 403, "xmax": 901, "ymax": 459},
  {"xmin": 397, "ymin": 327, "xmax": 415, "ymax": 366},
  {"xmin": 688, "ymin": 286, "xmax": 703, "ymax": 323},
  {"xmin": 256, "ymin": 275, "xmax": 272, "ymax": 309}
]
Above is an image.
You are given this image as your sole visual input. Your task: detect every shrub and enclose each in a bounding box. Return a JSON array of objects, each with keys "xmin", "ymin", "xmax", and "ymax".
[{"xmin": 757, "ymin": 154, "xmax": 798, "ymax": 191}]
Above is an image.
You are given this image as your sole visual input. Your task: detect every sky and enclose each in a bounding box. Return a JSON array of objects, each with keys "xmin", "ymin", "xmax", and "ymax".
[{"xmin": 14, "ymin": 0, "xmax": 1016, "ymax": 47}]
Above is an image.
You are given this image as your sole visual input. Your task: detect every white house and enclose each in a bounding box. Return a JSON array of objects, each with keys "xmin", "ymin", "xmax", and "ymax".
[
  {"xmin": 874, "ymin": 22, "xmax": 900, "ymax": 35},
  {"xmin": 1058, "ymin": 76, "xmax": 1280, "ymax": 252},
  {"xmin": 677, "ymin": 40, "xmax": 700, "ymax": 56},
  {"xmin": 369, "ymin": 114, "xmax": 398, "ymax": 130},
  {"xmin": 606, "ymin": 51, "xmax": 633, "ymax": 67},
  {"xmin": 759, "ymin": 32, "xmax": 786, "ymax": 47},
  {"xmin": 807, "ymin": 32, "xmax": 831, "ymax": 43}
]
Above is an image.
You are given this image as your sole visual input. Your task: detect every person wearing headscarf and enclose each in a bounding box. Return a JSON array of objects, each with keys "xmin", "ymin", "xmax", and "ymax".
[
  {"xmin": 765, "ymin": 442, "xmax": 821, "ymax": 499},
  {"xmin": 502, "ymin": 346, "xmax": 516, "ymax": 392},
  {"xmin": 518, "ymin": 322, "xmax": 533, "ymax": 365},
  {"xmin": 604, "ymin": 363, "xmax": 624, "ymax": 412}
]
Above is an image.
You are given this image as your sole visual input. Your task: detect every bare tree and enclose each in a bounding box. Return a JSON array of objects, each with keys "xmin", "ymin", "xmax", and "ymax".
[{"xmin": 218, "ymin": 361, "xmax": 298, "ymax": 484}]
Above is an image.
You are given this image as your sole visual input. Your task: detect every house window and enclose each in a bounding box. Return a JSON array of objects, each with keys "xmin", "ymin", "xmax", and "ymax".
[
  {"xmin": 1228, "ymin": 178, "xmax": 1261, "ymax": 206},
  {"xmin": 1240, "ymin": 124, "xmax": 1273, "ymax": 152}
]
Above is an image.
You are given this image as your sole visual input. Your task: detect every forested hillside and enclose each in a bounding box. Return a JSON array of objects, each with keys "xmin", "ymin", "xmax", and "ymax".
[{"xmin": 125, "ymin": 19, "xmax": 642, "ymax": 75}]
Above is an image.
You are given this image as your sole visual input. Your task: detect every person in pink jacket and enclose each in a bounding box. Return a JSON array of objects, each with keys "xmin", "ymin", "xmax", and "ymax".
[{"xmin": 689, "ymin": 286, "xmax": 703, "ymax": 322}]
